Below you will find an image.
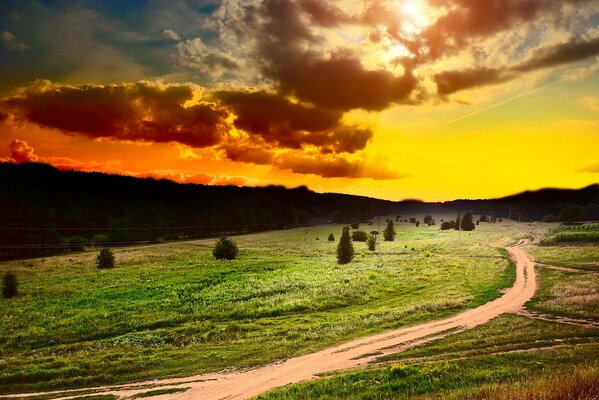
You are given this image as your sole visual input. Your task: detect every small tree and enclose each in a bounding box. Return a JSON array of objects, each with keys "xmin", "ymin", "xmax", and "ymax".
[
  {"xmin": 423, "ymin": 215, "xmax": 433, "ymax": 225},
  {"xmin": 460, "ymin": 211, "xmax": 476, "ymax": 231},
  {"xmin": 384, "ymin": 220, "xmax": 396, "ymax": 241},
  {"xmin": 455, "ymin": 213, "xmax": 461, "ymax": 231},
  {"xmin": 328, "ymin": 233, "xmax": 335, "ymax": 242},
  {"xmin": 213, "ymin": 237, "xmax": 239, "ymax": 260},
  {"xmin": 337, "ymin": 227, "xmax": 355, "ymax": 264},
  {"xmin": 2, "ymin": 272, "xmax": 18, "ymax": 299},
  {"xmin": 415, "ymin": 220, "xmax": 420, "ymax": 227},
  {"xmin": 367, "ymin": 234, "xmax": 377, "ymax": 251},
  {"xmin": 480, "ymin": 215, "xmax": 488, "ymax": 222},
  {"xmin": 96, "ymin": 248, "xmax": 115, "ymax": 269},
  {"xmin": 409, "ymin": 217, "xmax": 416, "ymax": 224}
]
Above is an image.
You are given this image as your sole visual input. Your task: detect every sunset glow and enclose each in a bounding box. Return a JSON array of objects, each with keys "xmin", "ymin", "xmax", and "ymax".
[{"xmin": 1, "ymin": 0, "xmax": 598, "ymax": 201}]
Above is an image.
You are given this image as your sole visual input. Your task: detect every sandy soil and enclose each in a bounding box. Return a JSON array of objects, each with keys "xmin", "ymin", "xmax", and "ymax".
[{"xmin": 2, "ymin": 238, "xmax": 538, "ymax": 400}]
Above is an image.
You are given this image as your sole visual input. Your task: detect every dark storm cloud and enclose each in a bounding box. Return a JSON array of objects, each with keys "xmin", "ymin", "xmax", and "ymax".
[
  {"xmin": 3, "ymin": 81, "xmax": 384, "ymax": 179},
  {"xmin": 253, "ymin": 0, "xmax": 418, "ymax": 111},
  {"xmin": 6, "ymin": 82, "xmax": 227, "ymax": 148},
  {"xmin": 217, "ymin": 90, "xmax": 373, "ymax": 153},
  {"xmin": 434, "ymin": 37, "xmax": 599, "ymax": 95},
  {"xmin": 407, "ymin": 0, "xmax": 585, "ymax": 62},
  {"xmin": 513, "ymin": 37, "xmax": 599, "ymax": 73},
  {"xmin": 434, "ymin": 68, "xmax": 509, "ymax": 95}
]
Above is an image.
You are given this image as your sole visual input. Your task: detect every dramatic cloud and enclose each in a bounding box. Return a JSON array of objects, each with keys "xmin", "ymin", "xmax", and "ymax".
[
  {"xmin": 176, "ymin": 38, "xmax": 241, "ymax": 78},
  {"xmin": 2, "ymin": 81, "xmax": 386, "ymax": 179},
  {"xmin": 217, "ymin": 90, "xmax": 373, "ymax": 152},
  {"xmin": 8, "ymin": 139, "xmax": 38, "ymax": 163},
  {"xmin": 407, "ymin": 0, "xmax": 583, "ymax": 62},
  {"xmin": 5, "ymin": 81, "xmax": 228, "ymax": 148},
  {"xmin": 435, "ymin": 37, "xmax": 599, "ymax": 95},
  {"xmin": 513, "ymin": 37, "xmax": 599, "ymax": 73},
  {"xmin": 435, "ymin": 68, "xmax": 508, "ymax": 95}
]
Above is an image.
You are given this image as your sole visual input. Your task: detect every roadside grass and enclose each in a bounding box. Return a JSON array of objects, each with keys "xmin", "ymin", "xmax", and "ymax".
[
  {"xmin": 526, "ymin": 243, "xmax": 599, "ymax": 271},
  {"xmin": 416, "ymin": 366, "xmax": 599, "ymax": 400},
  {"xmin": 257, "ymin": 315, "xmax": 599, "ymax": 400},
  {"xmin": 0, "ymin": 219, "xmax": 531, "ymax": 393},
  {"xmin": 526, "ymin": 268, "xmax": 599, "ymax": 320},
  {"xmin": 377, "ymin": 314, "xmax": 599, "ymax": 363}
]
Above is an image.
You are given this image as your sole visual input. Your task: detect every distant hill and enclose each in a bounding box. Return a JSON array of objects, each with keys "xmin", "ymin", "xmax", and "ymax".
[{"xmin": 1, "ymin": 162, "xmax": 598, "ymax": 259}]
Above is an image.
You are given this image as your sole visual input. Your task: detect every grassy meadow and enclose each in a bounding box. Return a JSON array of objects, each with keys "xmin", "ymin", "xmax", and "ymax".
[
  {"xmin": 0, "ymin": 217, "xmax": 536, "ymax": 393},
  {"xmin": 258, "ymin": 222, "xmax": 599, "ymax": 400}
]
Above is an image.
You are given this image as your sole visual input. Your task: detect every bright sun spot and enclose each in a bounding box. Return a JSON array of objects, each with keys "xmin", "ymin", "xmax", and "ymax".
[{"xmin": 400, "ymin": 0, "xmax": 429, "ymax": 34}]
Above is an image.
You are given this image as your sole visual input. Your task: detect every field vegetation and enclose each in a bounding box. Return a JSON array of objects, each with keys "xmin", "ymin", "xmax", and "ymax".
[
  {"xmin": 258, "ymin": 223, "xmax": 599, "ymax": 399},
  {"xmin": 543, "ymin": 223, "xmax": 599, "ymax": 244},
  {"xmin": 0, "ymin": 218, "xmax": 532, "ymax": 393}
]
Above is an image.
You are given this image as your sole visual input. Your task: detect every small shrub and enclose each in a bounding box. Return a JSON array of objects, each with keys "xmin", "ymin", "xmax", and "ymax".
[
  {"xmin": 370, "ymin": 230, "xmax": 378, "ymax": 235},
  {"xmin": 337, "ymin": 227, "xmax": 355, "ymax": 265},
  {"xmin": 384, "ymin": 220, "xmax": 396, "ymax": 241},
  {"xmin": 415, "ymin": 220, "xmax": 420, "ymax": 227},
  {"xmin": 409, "ymin": 217, "xmax": 416, "ymax": 223},
  {"xmin": 213, "ymin": 237, "xmax": 239, "ymax": 260},
  {"xmin": 367, "ymin": 234, "xmax": 377, "ymax": 251},
  {"xmin": 441, "ymin": 221, "xmax": 455, "ymax": 230},
  {"xmin": 423, "ymin": 215, "xmax": 433, "ymax": 224},
  {"xmin": 96, "ymin": 248, "xmax": 115, "ymax": 269},
  {"xmin": 352, "ymin": 230, "xmax": 368, "ymax": 242},
  {"xmin": 328, "ymin": 233, "xmax": 335, "ymax": 241},
  {"xmin": 2, "ymin": 272, "xmax": 18, "ymax": 299}
]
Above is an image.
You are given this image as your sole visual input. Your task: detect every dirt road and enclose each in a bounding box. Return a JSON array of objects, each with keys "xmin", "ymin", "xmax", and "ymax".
[{"xmin": 4, "ymin": 238, "xmax": 537, "ymax": 400}]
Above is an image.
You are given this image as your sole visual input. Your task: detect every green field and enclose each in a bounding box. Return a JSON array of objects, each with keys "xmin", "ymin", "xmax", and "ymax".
[
  {"xmin": 543, "ymin": 223, "xmax": 599, "ymax": 244},
  {"xmin": 0, "ymin": 219, "xmax": 534, "ymax": 393},
  {"xmin": 258, "ymin": 225, "xmax": 599, "ymax": 400}
]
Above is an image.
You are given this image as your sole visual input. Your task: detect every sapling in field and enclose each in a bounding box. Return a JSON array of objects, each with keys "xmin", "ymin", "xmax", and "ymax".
[
  {"xmin": 213, "ymin": 237, "xmax": 239, "ymax": 260},
  {"xmin": 96, "ymin": 248, "xmax": 115, "ymax": 269},
  {"xmin": 367, "ymin": 234, "xmax": 377, "ymax": 251},
  {"xmin": 337, "ymin": 227, "xmax": 355, "ymax": 264},
  {"xmin": 2, "ymin": 272, "xmax": 18, "ymax": 299}
]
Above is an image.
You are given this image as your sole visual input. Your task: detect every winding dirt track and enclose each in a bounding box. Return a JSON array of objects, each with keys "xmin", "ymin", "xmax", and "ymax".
[{"xmin": 5, "ymin": 238, "xmax": 537, "ymax": 400}]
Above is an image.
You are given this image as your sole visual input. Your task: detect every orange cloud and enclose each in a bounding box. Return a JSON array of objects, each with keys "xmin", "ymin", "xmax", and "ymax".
[{"xmin": 8, "ymin": 139, "xmax": 39, "ymax": 163}]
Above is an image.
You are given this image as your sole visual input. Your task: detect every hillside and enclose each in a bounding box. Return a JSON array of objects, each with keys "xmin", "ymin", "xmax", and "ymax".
[{"xmin": 1, "ymin": 162, "xmax": 598, "ymax": 259}]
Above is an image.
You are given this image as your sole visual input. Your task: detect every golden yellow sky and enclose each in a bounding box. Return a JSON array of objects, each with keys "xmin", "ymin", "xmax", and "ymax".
[{"xmin": 1, "ymin": 0, "xmax": 598, "ymax": 201}]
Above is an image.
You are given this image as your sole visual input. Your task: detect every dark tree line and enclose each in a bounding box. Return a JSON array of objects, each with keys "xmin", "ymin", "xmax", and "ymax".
[
  {"xmin": 0, "ymin": 163, "xmax": 398, "ymax": 259},
  {"xmin": 2, "ymin": 162, "xmax": 598, "ymax": 260}
]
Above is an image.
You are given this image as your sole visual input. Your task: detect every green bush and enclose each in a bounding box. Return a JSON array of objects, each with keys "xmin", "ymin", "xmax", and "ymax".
[
  {"xmin": 337, "ymin": 227, "xmax": 355, "ymax": 265},
  {"xmin": 352, "ymin": 230, "xmax": 368, "ymax": 242},
  {"xmin": 2, "ymin": 272, "xmax": 18, "ymax": 299},
  {"xmin": 213, "ymin": 237, "xmax": 239, "ymax": 260},
  {"xmin": 328, "ymin": 233, "xmax": 335, "ymax": 242},
  {"xmin": 460, "ymin": 211, "xmax": 476, "ymax": 231},
  {"xmin": 367, "ymin": 234, "xmax": 377, "ymax": 251},
  {"xmin": 441, "ymin": 221, "xmax": 455, "ymax": 230},
  {"xmin": 384, "ymin": 220, "xmax": 396, "ymax": 241},
  {"xmin": 96, "ymin": 248, "xmax": 115, "ymax": 269}
]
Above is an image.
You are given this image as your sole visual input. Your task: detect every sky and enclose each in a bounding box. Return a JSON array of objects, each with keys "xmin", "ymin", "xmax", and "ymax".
[{"xmin": 0, "ymin": 0, "xmax": 598, "ymax": 202}]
